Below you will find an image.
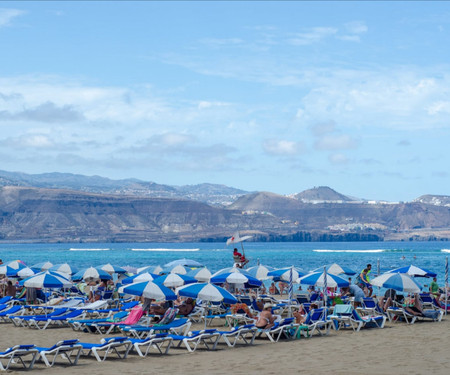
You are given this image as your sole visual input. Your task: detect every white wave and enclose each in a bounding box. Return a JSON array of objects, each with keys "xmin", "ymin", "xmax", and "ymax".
[
  {"xmin": 131, "ymin": 248, "xmax": 200, "ymax": 252},
  {"xmin": 313, "ymin": 249, "xmax": 385, "ymax": 253},
  {"xmin": 69, "ymin": 248, "xmax": 110, "ymax": 251},
  {"xmin": 441, "ymin": 249, "xmax": 450, "ymax": 253}
]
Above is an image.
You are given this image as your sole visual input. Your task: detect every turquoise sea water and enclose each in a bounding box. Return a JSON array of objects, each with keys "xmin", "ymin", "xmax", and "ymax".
[{"xmin": 1, "ymin": 241, "xmax": 450, "ymax": 287}]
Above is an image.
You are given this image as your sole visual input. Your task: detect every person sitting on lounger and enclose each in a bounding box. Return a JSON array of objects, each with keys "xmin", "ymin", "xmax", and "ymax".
[
  {"xmin": 269, "ymin": 282, "xmax": 280, "ymax": 295},
  {"xmin": 404, "ymin": 293, "xmax": 440, "ymax": 320},
  {"xmin": 177, "ymin": 298, "xmax": 195, "ymax": 316},
  {"xmin": 255, "ymin": 303, "xmax": 276, "ymax": 329},
  {"xmin": 293, "ymin": 305, "xmax": 307, "ymax": 324}
]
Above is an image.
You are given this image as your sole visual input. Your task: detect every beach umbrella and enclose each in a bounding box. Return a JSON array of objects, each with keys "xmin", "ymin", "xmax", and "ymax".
[
  {"xmin": 6, "ymin": 260, "xmax": 27, "ymax": 269},
  {"xmin": 31, "ymin": 261, "xmax": 53, "ymax": 272},
  {"xmin": 16, "ymin": 267, "xmax": 36, "ymax": 278},
  {"xmin": 0, "ymin": 265, "xmax": 22, "ymax": 277},
  {"xmin": 210, "ymin": 271, "xmax": 262, "ymax": 288},
  {"xmin": 186, "ymin": 267, "xmax": 212, "ymax": 282},
  {"xmin": 164, "ymin": 258, "xmax": 203, "ymax": 268},
  {"xmin": 137, "ymin": 265, "xmax": 163, "ymax": 275},
  {"xmin": 50, "ymin": 263, "xmax": 78, "ymax": 276},
  {"xmin": 160, "ymin": 264, "xmax": 188, "ymax": 275},
  {"xmin": 246, "ymin": 265, "xmax": 275, "ymax": 280},
  {"xmin": 177, "ymin": 282, "xmax": 238, "ymax": 304},
  {"xmin": 387, "ymin": 265, "xmax": 437, "ymax": 278},
  {"xmin": 211, "ymin": 266, "xmax": 252, "ymax": 278},
  {"xmin": 226, "ymin": 232, "xmax": 252, "ymax": 246},
  {"xmin": 153, "ymin": 273, "xmax": 197, "ymax": 288},
  {"xmin": 72, "ymin": 267, "xmax": 112, "ymax": 282},
  {"xmin": 98, "ymin": 263, "xmax": 127, "ymax": 274},
  {"xmin": 121, "ymin": 272, "xmax": 159, "ymax": 285},
  {"xmin": 268, "ymin": 267, "xmax": 305, "ymax": 282},
  {"xmin": 123, "ymin": 265, "xmax": 138, "ymax": 274},
  {"xmin": 119, "ymin": 281, "xmax": 176, "ymax": 301},
  {"xmin": 312, "ymin": 263, "xmax": 356, "ymax": 276},
  {"xmin": 20, "ymin": 271, "xmax": 72, "ymax": 289},
  {"xmin": 297, "ymin": 271, "xmax": 349, "ymax": 288},
  {"xmin": 370, "ymin": 272, "xmax": 422, "ymax": 293}
]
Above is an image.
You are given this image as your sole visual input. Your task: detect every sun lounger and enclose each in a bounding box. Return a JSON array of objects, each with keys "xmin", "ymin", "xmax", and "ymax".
[
  {"xmin": 85, "ymin": 306, "xmax": 144, "ymax": 334},
  {"xmin": 121, "ymin": 318, "xmax": 191, "ymax": 339},
  {"xmin": 169, "ymin": 329, "xmax": 221, "ymax": 352},
  {"xmin": 217, "ymin": 324, "xmax": 258, "ymax": 347},
  {"xmin": 68, "ymin": 311, "xmax": 129, "ymax": 331},
  {"xmin": 10, "ymin": 308, "xmax": 69, "ymax": 327},
  {"xmin": 303, "ymin": 308, "xmax": 332, "ymax": 336},
  {"xmin": 0, "ymin": 305, "xmax": 24, "ymax": 323},
  {"xmin": 0, "ymin": 344, "xmax": 39, "ymax": 371},
  {"xmin": 26, "ymin": 309, "xmax": 85, "ymax": 330},
  {"xmin": 330, "ymin": 305, "xmax": 386, "ymax": 331},
  {"xmin": 79, "ymin": 337, "xmax": 132, "ymax": 362},
  {"xmin": 36, "ymin": 339, "xmax": 82, "ymax": 367},
  {"xmin": 128, "ymin": 334, "xmax": 173, "ymax": 357},
  {"xmin": 387, "ymin": 306, "xmax": 443, "ymax": 324},
  {"xmin": 256, "ymin": 317, "xmax": 298, "ymax": 343}
]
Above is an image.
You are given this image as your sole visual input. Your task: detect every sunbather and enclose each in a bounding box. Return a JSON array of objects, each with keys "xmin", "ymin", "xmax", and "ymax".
[
  {"xmin": 255, "ymin": 303, "xmax": 275, "ymax": 329},
  {"xmin": 404, "ymin": 294, "xmax": 440, "ymax": 320},
  {"xmin": 177, "ymin": 298, "xmax": 195, "ymax": 316},
  {"xmin": 293, "ymin": 305, "xmax": 307, "ymax": 324}
]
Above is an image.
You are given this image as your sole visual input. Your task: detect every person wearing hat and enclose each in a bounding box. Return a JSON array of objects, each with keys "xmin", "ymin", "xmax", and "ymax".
[{"xmin": 255, "ymin": 303, "xmax": 276, "ymax": 329}]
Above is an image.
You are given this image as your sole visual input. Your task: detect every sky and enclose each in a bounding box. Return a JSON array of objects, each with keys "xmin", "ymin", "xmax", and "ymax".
[{"xmin": 0, "ymin": 1, "xmax": 449, "ymax": 202}]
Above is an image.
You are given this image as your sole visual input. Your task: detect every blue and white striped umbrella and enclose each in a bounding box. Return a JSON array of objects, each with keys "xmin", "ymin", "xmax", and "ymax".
[
  {"xmin": 119, "ymin": 281, "xmax": 176, "ymax": 301},
  {"xmin": 164, "ymin": 258, "xmax": 203, "ymax": 268},
  {"xmin": 211, "ymin": 267, "xmax": 252, "ymax": 278},
  {"xmin": 387, "ymin": 265, "xmax": 437, "ymax": 278},
  {"xmin": 186, "ymin": 267, "xmax": 212, "ymax": 282},
  {"xmin": 153, "ymin": 273, "xmax": 197, "ymax": 288},
  {"xmin": 177, "ymin": 283, "xmax": 238, "ymax": 304},
  {"xmin": 19, "ymin": 271, "xmax": 72, "ymax": 289},
  {"xmin": 121, "ymin": 272, "xmax": 159, "ymax": 285},
  {"xmin": 370, "ymin": 272, "xmax": 422, "ymax": 293},
  {"xmin": 268, "ymin": 267, "xmax": 304, "ymax": 282},
  {"xmin": 31, "ymin": 261, "xmax": 54, "ymax": 272},
  {"xmin": 98, "ymin": 263, "xmax": 127, "ymax": 274},
  {"xmin": 312, "ymin": 263, "xmax": 356, "ymax": 276},
  {"xmin": 6, "ymin": 260, "xmax": 27, "ymax": 270},
  {"xmin": 0, "ymin": 265, "xmax": 22, "ymax": 277},
  {"xmin": 50, "ymin": 263, "xmax": 78, "ymax": 276},
  {"xmin": 72, "ymin": 267, "xmax": 112, "ymax": 282},
  {"xmin": 297, "ymin": 271, "xmax": 349, "ymax": 288},
  {"xmin": 137, "ymin": 265, "xmax": 163, "ymax": 275},
  {"xmin": 246, "ymin": 265, "xmax": 275, "ymax": 280},
  {"xmin": 160, "ymin": 264, "xmax": 188, "ymax": 275},
  {"xmin": 16, "ymin": 267, "xmax": 36, "ymax": 278},
  {"xmin": 210, "ymin": 271, "xmax": 262, "ymax": 287}
]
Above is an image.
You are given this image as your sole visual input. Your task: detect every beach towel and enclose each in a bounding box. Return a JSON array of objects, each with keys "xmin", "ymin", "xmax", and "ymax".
[{"xmin": 117, "ymin": 306, "xmax": 144, "ymax": 325}]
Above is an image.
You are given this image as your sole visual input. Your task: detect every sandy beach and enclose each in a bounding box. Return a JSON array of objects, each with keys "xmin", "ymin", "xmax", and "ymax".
[{"xmin": 1, "ymin": 316, "xmax": 449, "ymax": 375}]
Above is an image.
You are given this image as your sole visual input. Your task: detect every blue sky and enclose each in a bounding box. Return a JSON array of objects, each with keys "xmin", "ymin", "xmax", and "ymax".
[{"xmin": 1, "ymin": 1, "xmax": 449, "ymax": 201}]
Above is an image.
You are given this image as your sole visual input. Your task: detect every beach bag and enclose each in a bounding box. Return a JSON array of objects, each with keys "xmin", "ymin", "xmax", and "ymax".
[{"xmin": 158, "ymin": 307, "xmax": 177, "ymax": 325}]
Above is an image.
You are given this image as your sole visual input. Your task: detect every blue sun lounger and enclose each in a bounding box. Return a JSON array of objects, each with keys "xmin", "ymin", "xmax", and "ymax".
[
  {"xmin": 27, "ymin": 309, "xmax": 85, "ymax": 330},
  {"xmin": 217, "ymin": 324, "xmax": 258, "ymax": 347},
  {"xmin": 10, "ymin": 308, "xmax": 69, "ymax": 327},
  {"xmin": 79, "ymin": 337, "xmax": 132, "ymax": 362},
  {"xmin": 0, "ymin": 305, "xmax": 24, "ymax": 322},
  {"xmin": 36, "ymin": 339, "xmax": 83, "ymax": 367},
  {"xmin": 128, "ymin": 334, "xmax": 173, "ymax": 357},
  {"xmin": 0, "ymin": 344, "xmax": 38, "ymax": 371},
  {"xmin": 121, "ymin": 318, "xmax": 191, "ymax": 339},
  {"xmin": 168, "ymin": 329, "xmax": 221, "ymax": 353},
  {"xmin": 68, "ymin": 311, "xmax": 129, "ymax": 331}
]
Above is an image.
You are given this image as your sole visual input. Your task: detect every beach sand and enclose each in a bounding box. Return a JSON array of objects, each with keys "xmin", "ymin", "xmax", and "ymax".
[{"xmin": 1, "ymin": 317, "xmax": 450, "ymax": 374}]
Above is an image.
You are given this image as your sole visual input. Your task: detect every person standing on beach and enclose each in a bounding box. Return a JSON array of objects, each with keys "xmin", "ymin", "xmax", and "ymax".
[{"xmin": 429, "ymin": 277, "xmax": 440, "ymax": 300}]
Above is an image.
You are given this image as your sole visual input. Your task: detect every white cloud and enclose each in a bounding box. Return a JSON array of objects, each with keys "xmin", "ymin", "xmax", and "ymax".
[
  {"xmin": 0, "ymin": 8, "xmax": 25, "ymax": 28},
  {"xmin": 263, "ymin": 139, "xmax": 304, "ymax": 156},
  {"xmin": 288, "ymin": 27, "xmax": 338, "ymax": 45},
  {"xmin": 328, "ymin": 153, "xmax": 349, "ymax": 165},
  {"xmin": 344, "ymin": 21, "xmax": 368, "ymax": 34},
  {"xmin": 315, "ymin": 134, "xmax": 357, "ymax": 151}
]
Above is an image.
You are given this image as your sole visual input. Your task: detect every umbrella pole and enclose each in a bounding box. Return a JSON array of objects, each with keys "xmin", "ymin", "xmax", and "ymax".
[{"xmin": 445, "ymin": 257, "xmax": 448, "ymax": 316}]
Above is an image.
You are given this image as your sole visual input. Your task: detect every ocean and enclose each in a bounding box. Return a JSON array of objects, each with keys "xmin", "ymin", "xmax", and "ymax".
[{"xmin": 1, "ymin": 241, "xmax": 450, "ymax": 288}]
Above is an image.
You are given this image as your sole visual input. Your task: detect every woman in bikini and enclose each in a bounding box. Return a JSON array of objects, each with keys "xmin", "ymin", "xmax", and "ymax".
[{"xmin": 255, "ymin": 303, "xmax": 276, "ymax": 329}]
